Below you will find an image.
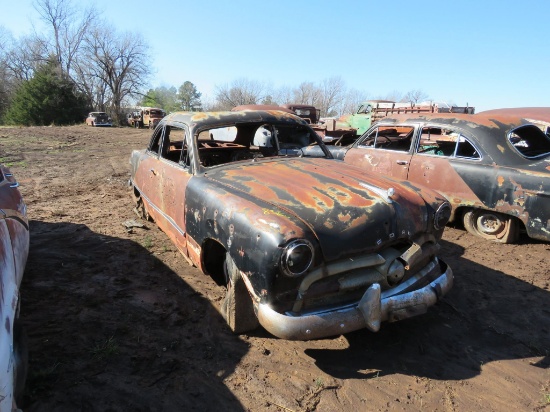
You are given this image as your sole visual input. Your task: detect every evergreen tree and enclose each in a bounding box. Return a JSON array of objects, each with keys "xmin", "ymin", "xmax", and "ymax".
[
  {"xmin": 177, "ymin": 81, "xmax": 202, "ymax": 111},
  {"xmin": 3, "ymin": 57, "xmax": 89, "ymax": 126}
]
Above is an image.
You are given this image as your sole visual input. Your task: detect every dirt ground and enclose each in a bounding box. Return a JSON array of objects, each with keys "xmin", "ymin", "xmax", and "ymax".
[{"xmin": 1, "ymin": 124, "xmax": 548, "ymax": 412}]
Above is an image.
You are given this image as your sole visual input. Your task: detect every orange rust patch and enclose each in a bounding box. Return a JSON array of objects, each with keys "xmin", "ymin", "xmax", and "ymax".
[
  {"xmin": 497, "ymin": 175, "xmax": 505, "ymax": 187},
  {"xmin": 338, "ymin": 213, "xmax": 351, "ymax": 223}
]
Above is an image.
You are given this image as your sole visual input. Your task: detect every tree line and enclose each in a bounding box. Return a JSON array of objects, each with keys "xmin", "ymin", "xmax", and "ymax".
[{"xmin": 0, "ymin": 0, "xmax": 429, "ymax": 126}]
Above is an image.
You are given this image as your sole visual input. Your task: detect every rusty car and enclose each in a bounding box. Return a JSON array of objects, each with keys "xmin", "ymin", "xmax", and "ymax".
[
  {"xmin": 128, "ymin": 107, "xmax": 166, "ymax": 129},
  {"xmin": 304, "ymin": 113, "xmax": 550, "ymax": 243},
  {"xmin": 0, "ymin": 165, "xmax": 29, "ymax": 411},
  {"xmin": 85, "ymin": 111, "xmax": 112, "ymax": 127},
  {"xmin": 129, "ymin": 110, "xmax": 453, "ymax": 340}
]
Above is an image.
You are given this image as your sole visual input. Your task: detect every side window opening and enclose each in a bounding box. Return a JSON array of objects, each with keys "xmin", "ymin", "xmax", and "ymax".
[
  {"xmin": 508, "ymin": 124, "xmax": 550, "ymax": 159},
  {"xmin": 160, "ymin": 126, "xmax": 188, "ymax": 165},
  {"xmin": 417, "ymin": 127, "xmax": 480, "ymax": 159},
  {"xmin": 359, "ymin": 125, "xmax": 414, "ymax": 152},
  {"xmin": 148, "ymin": 126, "xmax": 164, "ymax": 154}
]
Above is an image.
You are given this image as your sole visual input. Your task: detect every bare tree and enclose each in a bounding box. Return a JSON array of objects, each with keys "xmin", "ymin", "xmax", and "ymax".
[
  {"xmin": 4, "ymin": 35, "xmax": 49, "ymax": 83},
  {"xmin": 82, "ymin": 24, "xmax": 151, "ymax": 123},
  {"xmin": 214, "ymin": 78, "xmax": 271, "ymax": 110},
  {"xmin": 403, "ymin": 89, "xmax": 429, "ymax": 105},
  {"xmin": 317, "ymin": 76, "xmax": 347, "ymax": 117},
  {"xmin": 33, "ymin": 0, "xmax": 96, "ymax": 77},
  {"xmin": 339, "ymin": 88, "xmax": 369, "ymax": 117},
  {"xmin": 292, "ymin": 81, "xmax": 321, "ymax": 106},
  {"xmin": 273, "ymin": 85, "xmax": 292, "ymax": 105}
]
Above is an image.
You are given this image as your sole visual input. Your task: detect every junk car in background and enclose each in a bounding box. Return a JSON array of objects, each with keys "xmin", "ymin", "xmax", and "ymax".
[
  {"xmin": 304, "ymin": 113, "xmax": 550, "ymax": 243},
  {"xmin": 0, "ymin": 165, "xmax": 29, "ymax": 411},
  {"xmin": 129, "ymin": 110, "xmax": 453, "ymax": 340},
  {"xmin": 85, "ymin": 112, "xmax": 112, "ymax": 127}
]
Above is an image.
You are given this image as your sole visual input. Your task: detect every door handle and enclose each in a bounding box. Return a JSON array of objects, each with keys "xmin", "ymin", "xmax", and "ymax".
[
  {"xmin": 396, "ymin": 160, "xmax": 408, "ymax": 165},
  {"xmin": 9, "ymin": 182, "xmax": 19, "ymax": 188}
]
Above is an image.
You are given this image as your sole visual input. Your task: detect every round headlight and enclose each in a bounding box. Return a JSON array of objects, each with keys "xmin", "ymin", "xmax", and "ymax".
[
  {"xmin": 281, "ymin": 239, "xmax": 314, "ymax": 277},
  {"xmin": 434, "ymin": 202, "xmax": 452, "ymax": 230}
]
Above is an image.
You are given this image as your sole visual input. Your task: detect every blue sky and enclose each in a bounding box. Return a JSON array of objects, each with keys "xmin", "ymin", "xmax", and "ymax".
[{"xmin": 2, "ymin": 0, "xmax": 549, "ymax": 112}]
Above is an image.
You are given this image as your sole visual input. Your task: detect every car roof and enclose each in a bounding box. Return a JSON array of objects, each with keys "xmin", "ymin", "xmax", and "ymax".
[
  {"xmin": 163, "ymin": 110, "xmax": 308, "ymax": 128},
  {"xmin": 478, "ymin": 107, "xmax": 550, "ymax": 122},
  {"xmin": 372, "ymin": 113, "xmax": 549, "ymax": 166}
]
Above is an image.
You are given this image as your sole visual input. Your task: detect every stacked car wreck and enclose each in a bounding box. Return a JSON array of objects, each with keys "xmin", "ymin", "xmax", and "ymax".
[{"xmin": 129, "ymin": 110, "xmax": 453, "ymax": 339}]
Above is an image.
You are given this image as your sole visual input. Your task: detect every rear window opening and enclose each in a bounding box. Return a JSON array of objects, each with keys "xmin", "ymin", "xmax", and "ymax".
[{"xmin": 508, "ymin": 124, "xmax": 550, "ymax": 159}]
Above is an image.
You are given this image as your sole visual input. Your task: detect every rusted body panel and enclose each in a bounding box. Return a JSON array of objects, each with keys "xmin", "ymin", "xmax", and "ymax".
[
  {"xmin": 307, "ymin": 113, "xmax": 550, "ymax": 242},
  {"xmin": 129, "ymin": 110, "xmax": 453, "ymax": 339},
  {"xmin": 0, "ymin": 165, "xmax": 29, "ymax": 411}
]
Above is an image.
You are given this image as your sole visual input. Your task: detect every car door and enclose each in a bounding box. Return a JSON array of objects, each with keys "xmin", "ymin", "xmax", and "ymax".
[
  {"xmin": 344, "ymin": 124, "xmax": 415, "ymax": 180},
  {"xmin": 153, "ymin": 124, "xmax": 192, "ymax": 255},
  {"xmin": 407, "ymin": 125, "xmax": 484, "ymax": 206}
]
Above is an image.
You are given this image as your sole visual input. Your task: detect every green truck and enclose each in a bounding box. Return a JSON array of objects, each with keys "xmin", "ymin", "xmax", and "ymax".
[{"xmin": 337, "ymin": 100, "xmax": 475, "ymax": 136}]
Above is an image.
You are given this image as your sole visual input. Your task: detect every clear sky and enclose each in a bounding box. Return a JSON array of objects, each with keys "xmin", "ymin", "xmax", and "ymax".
[{"xmin": 2, "ymin": 0, "xmax": 549, "ymax": 112}]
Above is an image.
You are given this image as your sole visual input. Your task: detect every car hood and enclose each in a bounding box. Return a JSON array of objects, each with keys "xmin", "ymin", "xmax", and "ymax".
[{"xmin": 203, "ymin": 157, "xmax": 436, "ymax": 261}]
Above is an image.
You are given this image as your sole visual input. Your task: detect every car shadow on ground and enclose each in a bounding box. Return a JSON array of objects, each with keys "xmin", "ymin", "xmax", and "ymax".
[
  {"xmin": 304, "ymin": 239, "xmax": 549, "ymax": 381},
  {"xmin": 20, "ymin": 220, "xmax": 248, "ymax": 411}
]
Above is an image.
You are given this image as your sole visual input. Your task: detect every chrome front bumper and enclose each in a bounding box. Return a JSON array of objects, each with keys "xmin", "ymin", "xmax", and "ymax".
[{"xmin": 256, "ymin": 259, "xmax": 453, "ymax": 340}]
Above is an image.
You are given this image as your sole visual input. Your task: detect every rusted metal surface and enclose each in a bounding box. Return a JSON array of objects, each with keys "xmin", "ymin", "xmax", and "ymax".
[
  {"xmin": 479, "ymin": 107, "xmax": 550, "ymax": 135},
  {"xmin": 309, "ymin": 113, "xmax": 550, "ymax": 243},
  {"xmin": 0, "ymin": 165, "xmax": 29, "ymax": 411},
  {"xmin": 129, "ymin": 110, "xmax": 453, "ymax": 339}
]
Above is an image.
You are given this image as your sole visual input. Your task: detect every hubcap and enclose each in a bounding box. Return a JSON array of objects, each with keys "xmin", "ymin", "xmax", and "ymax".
[{"xmin": 477, "ymin": 213, "xmax": 504, "ymax": 234}]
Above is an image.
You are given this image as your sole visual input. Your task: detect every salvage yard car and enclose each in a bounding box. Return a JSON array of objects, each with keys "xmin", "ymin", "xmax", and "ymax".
[
  {"xmin": 304, "ymin": 113, "xmax": 550, "ymax": 243},
  {"xmin": 129, "ymin": 110, "xmax": 453, "ymax": 340},
  {"xmin": 85, "ymin": 111, "xmax": 112, "ymax": 127},
  {"xmin": 0, "ymin": 165, "xmax": 29, "ymax": 411}
]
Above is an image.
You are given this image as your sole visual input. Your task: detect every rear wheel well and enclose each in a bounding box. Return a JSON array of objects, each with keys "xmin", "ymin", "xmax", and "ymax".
[
  {"xmin": 457, "ymin": 206, "xmax": 525, "ymax": 230},
  {"xmin": 202, "ymin": 239, "xmax": 227, "ymax": 286}
]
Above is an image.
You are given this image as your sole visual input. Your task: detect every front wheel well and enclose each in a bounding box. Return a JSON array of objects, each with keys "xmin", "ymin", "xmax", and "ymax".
[{"xmin": 201, "ymin": 239, "xmax": 227, "ymax": 286}]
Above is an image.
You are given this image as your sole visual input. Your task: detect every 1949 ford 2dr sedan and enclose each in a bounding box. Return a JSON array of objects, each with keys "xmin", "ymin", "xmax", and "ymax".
[
  {"xmin": 129, "ymin": 110, "xmax": 453, "ymax": 340},
  {"xmin": 304, "ymin": 112, "xmax": 550, "ymax": 243}
]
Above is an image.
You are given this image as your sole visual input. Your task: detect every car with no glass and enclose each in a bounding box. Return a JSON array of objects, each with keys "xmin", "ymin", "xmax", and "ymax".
[
  {"xmin": 304, "ymin": 113, "xmax": 550, "ymax": 243},
  {"xmin": 129, "ymin": 110, "xmax": 453, "ymax": 340}
]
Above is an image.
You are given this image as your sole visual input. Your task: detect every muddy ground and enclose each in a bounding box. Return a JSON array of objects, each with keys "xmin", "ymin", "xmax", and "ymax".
[{"xmin": 1, "ymin": 124, "xmax": 548, "ymax": 411}]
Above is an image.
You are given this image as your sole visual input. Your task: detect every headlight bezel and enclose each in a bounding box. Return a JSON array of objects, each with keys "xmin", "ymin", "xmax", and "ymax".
[
  {"xmin": 280, "ymin": 239, "xmax": 314, "ymax": 277},
  {"xmin": 434, "ymin": 202, "xmax": 452, "ymax": 230}
]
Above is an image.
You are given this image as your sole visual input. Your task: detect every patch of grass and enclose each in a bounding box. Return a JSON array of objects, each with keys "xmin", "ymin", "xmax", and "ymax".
[
  {"xmin": 142, "ymin": 235, "xmax": 153, "ymax": 249},
  {"xmin": 314, "ymin": 377, "xmax": 324, "ymax": 388},
  {"xmin": 91, "ymin": 336, "xmax": 119, "ymax": 360},
  {"xmin": 544, "ymin": 393, "xmax": 550, "ymax": 404},
  {"xmin": 0, "ymin": 156, "xmax": 27, "ymax": 168}
]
